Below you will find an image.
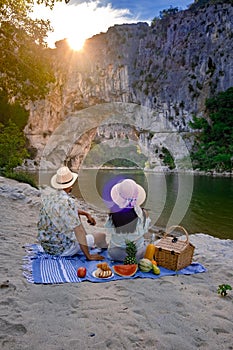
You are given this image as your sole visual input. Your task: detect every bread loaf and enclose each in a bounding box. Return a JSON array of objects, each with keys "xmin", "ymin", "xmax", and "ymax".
[{"xmin": 95, "ymin": 264, "xmax": 112, "ymax": 278}]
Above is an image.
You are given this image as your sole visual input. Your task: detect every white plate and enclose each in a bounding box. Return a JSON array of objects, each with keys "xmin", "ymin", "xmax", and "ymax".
[{"xmin": 92, "ymin": 270, "xmax": 114, "ymax": 279}]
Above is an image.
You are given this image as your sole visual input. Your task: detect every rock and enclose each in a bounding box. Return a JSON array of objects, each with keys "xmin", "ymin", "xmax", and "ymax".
[{"xmin": 0, "ymin": 177, "xmax": 41, "ymax": 206}]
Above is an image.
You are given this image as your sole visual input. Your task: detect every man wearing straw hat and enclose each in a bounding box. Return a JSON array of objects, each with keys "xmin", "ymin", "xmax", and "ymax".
[{"xmin": 37, "ymin": 166, "xmax": 106, "ymax": 260}]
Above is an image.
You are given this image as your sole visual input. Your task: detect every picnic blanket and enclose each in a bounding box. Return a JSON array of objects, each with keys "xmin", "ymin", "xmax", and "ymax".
[{"xmin": 23, "ymin": 244, "xmax": 207, "ymax": 284}]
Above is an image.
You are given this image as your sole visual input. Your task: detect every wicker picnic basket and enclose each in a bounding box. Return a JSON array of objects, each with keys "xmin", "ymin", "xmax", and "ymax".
[{"xmin": 154, "ymin": 225, "xmax": 195, "ymax": 271}]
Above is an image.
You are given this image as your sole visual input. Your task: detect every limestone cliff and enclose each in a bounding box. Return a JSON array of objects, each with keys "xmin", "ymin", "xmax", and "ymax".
[{"xmin": 24, "ymin": 2, "xmax": 233, "ymax": 169}]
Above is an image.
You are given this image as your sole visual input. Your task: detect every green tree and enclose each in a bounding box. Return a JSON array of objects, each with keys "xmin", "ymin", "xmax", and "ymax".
[
  {"xmin": 0, "ymin": 90, "xmax": 29, "ymax": 129},
  {"xmin": 0, "ymin": 120, "xmax": 29, "ymax": 171},
  {"xmin": 190, "ymin": 87, "xmax": 233, "ymax": 171},
  {"xmin": 151, "ymin": 6, "xmax": 180, "ymax": 27},
  {"xmin": 0, "ymin": 0, "xmax": 70, "ymax": 104},
  {"xmin": 159, "ymin": 6, "xmax": 179, "ymax": 19}
]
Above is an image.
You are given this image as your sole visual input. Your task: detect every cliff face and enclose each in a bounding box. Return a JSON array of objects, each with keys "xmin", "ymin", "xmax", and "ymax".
[{"xmin": 24, "ymin": 3, "xmax": 233, "ymax": 168}]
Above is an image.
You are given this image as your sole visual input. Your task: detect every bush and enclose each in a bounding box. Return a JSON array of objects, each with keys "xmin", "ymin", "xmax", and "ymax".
[
  {"xmin": 0, "ymin": 120, "xmax": 29, "ymax": 171},
  {"xmin": 4, "ymin": 171, "xmax": 38, "ymax": 189}
]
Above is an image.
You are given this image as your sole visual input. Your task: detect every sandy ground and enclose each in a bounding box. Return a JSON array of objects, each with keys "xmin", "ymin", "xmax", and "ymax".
[{"xmin": 0, "ymin": 176, "xmax": 233, "ymax": 350}]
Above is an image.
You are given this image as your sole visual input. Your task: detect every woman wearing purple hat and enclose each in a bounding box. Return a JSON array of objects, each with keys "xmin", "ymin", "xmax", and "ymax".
[{"xmin": 105, "ymin": 179, "xmax": 151, "ymax": 262}]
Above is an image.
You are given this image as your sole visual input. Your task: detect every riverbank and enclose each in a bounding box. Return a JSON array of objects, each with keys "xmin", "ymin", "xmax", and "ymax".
[
  {"xmin": 15, "ymin": 161, "xmax": 233, "ymax": 178},
  {"xmin": 0, "ymin": 176, "xmax": 233, "ymax": 349}
]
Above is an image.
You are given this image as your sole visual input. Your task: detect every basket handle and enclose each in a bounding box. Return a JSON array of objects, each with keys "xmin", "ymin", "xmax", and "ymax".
[{"xmin": 164, "ymin": 225, "xmax": 189, "ymax": 244}]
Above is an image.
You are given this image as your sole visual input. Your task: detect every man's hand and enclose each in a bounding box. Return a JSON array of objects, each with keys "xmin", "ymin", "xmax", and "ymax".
[
  {"xmin": 87, "ymin": 253, "xmax": 104, "ymax": 261},
  {"xmin": 78, "ymin": 210, "xmax": 96, "ymax": 226},
  {"xmin": 74, "ymin": 225, "xmax": 104, "ymax": 261},
  {"xmin": 86, "ymin": 214, "xmax": 96, "ymax": 226}
]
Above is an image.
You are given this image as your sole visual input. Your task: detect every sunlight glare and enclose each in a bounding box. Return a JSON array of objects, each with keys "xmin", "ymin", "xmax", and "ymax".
[
  {"xmin": 67, "ymin": 35, "xmax": 86, "ymax": 51},
  {"xmin": 31, "ymin": 1, "xmax": 138, "ymax": 50}
]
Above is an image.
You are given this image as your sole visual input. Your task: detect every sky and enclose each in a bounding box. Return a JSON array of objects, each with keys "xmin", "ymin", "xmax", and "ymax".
[{"xmin": 32, "ymin": 0, "xmax": 193, "ymax": 50}]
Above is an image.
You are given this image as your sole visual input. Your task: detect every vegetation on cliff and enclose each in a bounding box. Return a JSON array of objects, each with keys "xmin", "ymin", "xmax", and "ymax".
[
  {"xmin": 189, "ymin": 0, "xmax": 233, "ymax": 10},
  {"xmin": 151, "ymin": 0, "xmax": 233, "ymax": 26},
  {"xmin": 190, "ymin": 87, "xmax": 233, "ymax": 172}
]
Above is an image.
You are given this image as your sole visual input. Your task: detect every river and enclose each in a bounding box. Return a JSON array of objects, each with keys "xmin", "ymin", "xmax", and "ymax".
[{"xmin": 70, "ymin": 169, "xmax": 233, "ymax": 240}]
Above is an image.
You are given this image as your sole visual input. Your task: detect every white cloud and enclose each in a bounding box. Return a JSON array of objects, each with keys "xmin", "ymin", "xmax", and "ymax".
[{"xmin": 31, "ymin": 1, "xmax": 140, "ymax": 49}]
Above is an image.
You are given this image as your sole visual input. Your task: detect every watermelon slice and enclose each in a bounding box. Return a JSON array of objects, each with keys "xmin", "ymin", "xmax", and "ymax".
[{"xmin": 113, "ymin": 264, "xmax": 138, "ymax": 277}]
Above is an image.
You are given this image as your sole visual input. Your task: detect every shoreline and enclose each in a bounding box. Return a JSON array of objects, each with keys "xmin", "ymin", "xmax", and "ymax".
[
  {"xmin": 84, "ymin": 167, "xmax": 233, "ymax": 177},
  {"xmin": 15, "ymin": 163, "xmax": 233, "ymax": 178}
]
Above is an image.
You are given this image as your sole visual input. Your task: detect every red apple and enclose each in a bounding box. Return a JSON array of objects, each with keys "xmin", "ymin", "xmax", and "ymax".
[{"xmin": 77, "ymin": 267, "xmax": 86, "ymax": 278}]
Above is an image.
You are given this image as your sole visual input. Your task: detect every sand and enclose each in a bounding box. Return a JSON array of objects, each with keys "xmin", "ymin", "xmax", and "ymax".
[{"xmin": 0, "ymin": 176, "xmax": 233, "ymax": 350}]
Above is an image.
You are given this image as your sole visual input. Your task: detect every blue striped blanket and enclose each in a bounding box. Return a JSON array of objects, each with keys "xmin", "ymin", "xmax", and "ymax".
[{"xmin": 23, "ymin": 244, "xmax": 207, "ymax": 284}]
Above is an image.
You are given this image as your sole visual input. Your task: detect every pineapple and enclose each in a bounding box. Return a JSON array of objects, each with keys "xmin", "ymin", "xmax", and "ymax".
[{"xmin": 124, "ymin": 240, "xmax": 138, "ymax": 265}]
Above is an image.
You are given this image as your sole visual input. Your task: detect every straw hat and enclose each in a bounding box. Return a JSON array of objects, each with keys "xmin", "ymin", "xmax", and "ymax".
[
  {"xmin": 110, "ymin": 179, "xmax": 146, "ymax": 208},
  {"xmin": 50, "ymin": 166, "xmax": 78, "ymax": 189}
]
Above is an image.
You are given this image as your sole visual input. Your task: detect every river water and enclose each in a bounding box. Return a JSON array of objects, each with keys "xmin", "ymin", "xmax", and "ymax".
[{"xmin": 70, "ymin": 169, "xmax": 233, "ymax": 240}]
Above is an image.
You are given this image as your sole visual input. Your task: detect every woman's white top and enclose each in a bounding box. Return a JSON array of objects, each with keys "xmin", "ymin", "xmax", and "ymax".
[{"xmin": 105, "ymin": 206, "xmax": 151, "ymax": 250}]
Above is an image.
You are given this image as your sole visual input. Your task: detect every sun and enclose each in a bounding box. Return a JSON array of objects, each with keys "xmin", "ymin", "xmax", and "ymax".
[
  {"xmin": 67, "ymin": 35, "xmax": 86, "ymax": 51},
  {"xmin": 30, "ymin": 3, "xmax": 89, "ymax": 51}
]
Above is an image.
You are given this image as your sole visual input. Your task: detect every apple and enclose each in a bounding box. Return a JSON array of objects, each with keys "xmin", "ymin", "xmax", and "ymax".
[{"xmin": 77, "ymin": 267, "xmax": 86, "ymax": 278}]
